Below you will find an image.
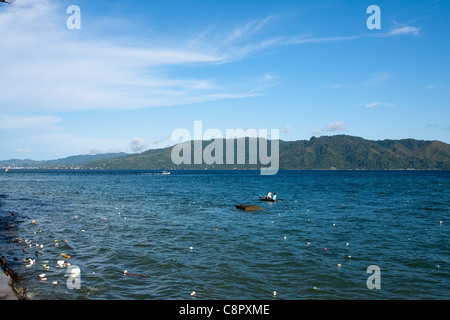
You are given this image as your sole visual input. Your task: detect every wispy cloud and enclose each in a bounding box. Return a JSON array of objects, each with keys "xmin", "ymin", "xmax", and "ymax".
[
  {"xmin": 363, "ymin": 101, "xmax": 395, "ymax": 108},
  {"xmin": 0, "ymin": 114, "xmax": 62, "ymax": 130},
  {"xmin": 384, "ymin": 26, "xmax": 421, "ymax": 37},
  {"xmin": 285, "ymin": 34, "xmax": 361, "ymax": 45},
  {"xmin": 327, "ymin": 72, "xmax": 392, "ymax": 90},
  {"xmin": 15, "ymin": 132, "xmax": 131, "ymax": 157},
  {"xmin": 0, "ymin": 0, "xmax": 274, "ymax": 114},
  {"xmin": 222, "ymin": 16, "xmax": 274, "ymax": 44},
  {"xmin": 424, "ymin": 84, "xmax": 448, "ymax": 90},
  {"xmin": 0, "ymin": 1, "xmax": 421, "ymax": 116},
  {"xmin": 15, "ymin": 148, "xmax": 34, "ymax": 155},
  {"xmin": 362, "ymin": 72, "xmax": 392, "ymax": 87},
  {"xmin": 0, "ymin": 0, "xmax": 430, "ymax": 159}
]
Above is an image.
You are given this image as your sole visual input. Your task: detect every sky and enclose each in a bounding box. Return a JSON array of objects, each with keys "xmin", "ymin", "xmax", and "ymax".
[{"xmin": 0, "ymin": 0, "xmax": 449, "ymax": 160}]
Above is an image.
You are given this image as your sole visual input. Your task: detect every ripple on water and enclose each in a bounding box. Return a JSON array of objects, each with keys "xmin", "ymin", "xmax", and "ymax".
[{"xmin": 0, "ymin": 170, "xmax": 448, "ymax": 300}]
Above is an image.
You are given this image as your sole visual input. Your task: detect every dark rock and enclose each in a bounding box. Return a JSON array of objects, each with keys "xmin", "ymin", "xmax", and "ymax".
[{"xmin": 236, "ymin": 204, "xmax": 262, "ymax": 212}]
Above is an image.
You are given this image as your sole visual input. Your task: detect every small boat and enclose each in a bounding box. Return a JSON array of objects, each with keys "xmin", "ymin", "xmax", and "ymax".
[
  {"xmin": 5, "ymin": 168, "xmax": 9, "ymax": 173},
  {"xmin": 161, "ymin": 171, "xmax": 171, "ymax": 175},
  {"xmin": 258, "ymin": 195, "xmax": 278, "ymax": 202}
]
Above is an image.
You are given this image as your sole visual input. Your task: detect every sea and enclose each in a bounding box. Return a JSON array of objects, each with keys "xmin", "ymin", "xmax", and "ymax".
[{"xmin": 0, "ymin": 169, "xmax": 448, "ymax": 300}]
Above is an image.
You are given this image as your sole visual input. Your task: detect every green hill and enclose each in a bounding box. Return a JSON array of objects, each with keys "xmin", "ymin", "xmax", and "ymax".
[{"xmin": 83, "ymin": 135, "xmax": 450, "ymax": 170}]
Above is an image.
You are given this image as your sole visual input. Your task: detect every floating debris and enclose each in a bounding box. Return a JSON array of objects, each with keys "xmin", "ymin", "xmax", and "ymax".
[
  {"xmin": 25, "ymin": 259, "xmax": 35, "ymax": 268},
  {"xmin": 123, "ymin": 270, "xmax": 148, "ymax": 278},
  {"xmin": 56, "ymin": 260, "xmax": 69, "ymax": 268}
]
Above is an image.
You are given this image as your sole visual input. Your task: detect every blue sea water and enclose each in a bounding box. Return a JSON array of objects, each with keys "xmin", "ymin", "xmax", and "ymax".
[{"xmin": 0, "ymin": 170, "xmax": 448, "ymax": 300}]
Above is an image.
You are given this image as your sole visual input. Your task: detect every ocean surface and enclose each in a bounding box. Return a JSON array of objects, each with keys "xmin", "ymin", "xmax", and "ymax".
[{"xmin": 0, "ymin": 170, "xmax": 448, "ymax": 300}]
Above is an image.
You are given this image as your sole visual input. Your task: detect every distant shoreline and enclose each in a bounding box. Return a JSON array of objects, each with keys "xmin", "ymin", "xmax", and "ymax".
[
  {"xmin": 1, "ymin": 168, "xmax": 449, "ymax": 171},
  {"xmin": 2, "ymin": 136, "xmax": 450, "ymax": 171}
]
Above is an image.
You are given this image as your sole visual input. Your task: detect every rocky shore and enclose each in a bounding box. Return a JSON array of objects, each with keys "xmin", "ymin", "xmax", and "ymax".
[{"xmin": 0, "ymin": 268, "xmax": 18, "ymax": 300}]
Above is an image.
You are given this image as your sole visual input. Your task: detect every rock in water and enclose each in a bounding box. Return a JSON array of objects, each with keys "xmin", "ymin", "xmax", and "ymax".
[{"xmin": 236, "ymin": 204, "xmax": 262, "ymax": 212}]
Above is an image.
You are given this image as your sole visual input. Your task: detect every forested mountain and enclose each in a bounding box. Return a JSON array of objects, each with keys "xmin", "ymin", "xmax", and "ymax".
[{"xmin": 82, "ymin": 135, "xmax": 450, "ymax": 170}]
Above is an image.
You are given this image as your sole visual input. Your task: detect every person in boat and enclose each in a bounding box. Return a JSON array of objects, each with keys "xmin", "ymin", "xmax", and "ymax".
[
  {"xmin": 272, "ymin": 193, "xmax": 277, "ymax": 201},
  {"xmin": 266, "ymin": 192, "xmax": 272, "ymax": 200}
]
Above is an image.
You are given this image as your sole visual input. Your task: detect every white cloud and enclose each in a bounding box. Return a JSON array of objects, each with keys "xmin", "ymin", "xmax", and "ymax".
[
  {"xmin": 130, "ymin": 137, "xmax": 149, "ymax": 153},
  {"xmin": 311, "ymin": 129, "xmax": 323, "ymax": 137},
  {"xmin": 282, "ymin": 125, "xmax": 292, "ymax": 133},
  {"xmin": 325, "ymin": 121, "xmax": 346, "ymax": 132},
  {"xmin": 312, "ymin": 121, "xmax": 347, "ymax": 136}
]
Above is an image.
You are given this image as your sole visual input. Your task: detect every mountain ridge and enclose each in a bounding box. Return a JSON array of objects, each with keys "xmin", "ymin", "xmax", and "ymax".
[
  {"xmin": 83, "ymin": 135, "xmax": 450, "ymax": 170},
  {"xmin": 1, "ymin": 135, "xmax": 449, "ymax": 170}
]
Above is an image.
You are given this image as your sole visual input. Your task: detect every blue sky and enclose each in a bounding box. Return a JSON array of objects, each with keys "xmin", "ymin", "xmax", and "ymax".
[{"xmin": 0, "ymin": 0, "xmax": 449, "ymax": 160}]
